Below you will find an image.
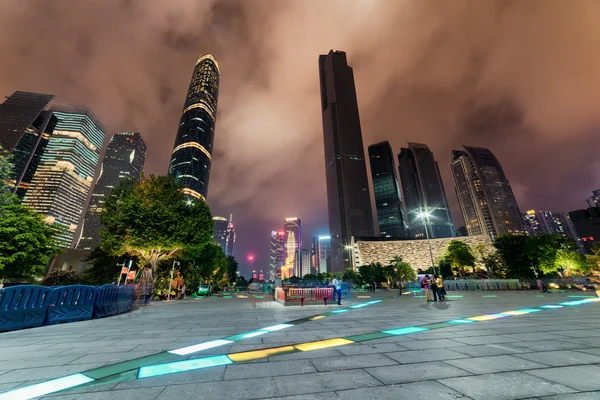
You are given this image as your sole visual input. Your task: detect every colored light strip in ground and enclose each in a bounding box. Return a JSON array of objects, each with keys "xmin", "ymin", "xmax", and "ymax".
[
  {"xmin": 382, "ymin": 327, "xmax": 428, "ymax": 335},
  {"xmin": 138, "ymin": 355, "xmax": 232, "ymax": 378},
  {"xmin": 0, "ymin": 373, "xmax": 93, "ymax": 400},
  {"xmin": 168, "ymin": 339, "xmax": 233, "ymax": 356}
]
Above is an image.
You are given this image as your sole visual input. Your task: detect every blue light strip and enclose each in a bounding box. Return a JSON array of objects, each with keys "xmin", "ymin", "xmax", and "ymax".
[
  {"xmin": 138, "ymin": 355, "xmax": 233, "ymax": 379},
  {"xmin": 0, "ymin": 373, "xmax": 94, "ymax": 400},
  {"xmin": 382, "ymin": 327, "xmax": 428, "ymax": 335}
]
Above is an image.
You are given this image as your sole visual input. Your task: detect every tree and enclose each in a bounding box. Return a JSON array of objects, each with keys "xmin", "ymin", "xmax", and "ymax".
[
  {"xmin": 81, "ymin": 247, "xmax": 127, "ymax": 285},
  {"xmin": 554, "ymin": 249, "xmax": 589, "ymax": 277},
  {"xmin": 359, "ymin": 262, "xmax": 385, "ymax": 290},
  {"xmin": 445, "ymin": 240, "xmax": 475, "ymax": 278},
  {"xmin": 183, "ymin": 242, "xmax": 227, "ymax": 290},
  {"xmin": 226, "ymin": 256, "xmax": 239, "ymax": 283},
  {"xmin": 0, "ymin": 147, "xmax": 18, "ymax": 207},
  {"xmin": 527, "ymin": 234, "xmax": 577, "ymax": 275},
  {"xmin": 493, "ymin": 234, "xmax": 535, "ymax": 279},
  {"xmin": 387, "ymin": 256, "xmax": 417, "ymax": 294},
  {"xmin": 42, "ymin": 270, "xmax": 84, "ymax": 286},
  {"xmin": 585, "ymin": 242, "xmax": 600, "ymax": 273},
  {"xmin": 342, "ymin": 267, "xmax": 359, "ymax": 283},
  {"xmin": 437, "ymin": 258, "xmax": 453, "ymax": 279},
  {"xmin": 100, "ymin": 175, "xmax": 214, "ymax": 282}
]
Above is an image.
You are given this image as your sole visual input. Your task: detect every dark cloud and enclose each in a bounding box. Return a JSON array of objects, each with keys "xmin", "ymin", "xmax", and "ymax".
[{"xmin": 2, "ymin": 0, "xmax": 600, "ymax": 274}]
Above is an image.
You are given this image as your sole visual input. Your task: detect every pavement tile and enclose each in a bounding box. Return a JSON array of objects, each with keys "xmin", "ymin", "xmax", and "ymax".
[
  {"xmin": 271, "ymin": 393, "xmax": 339, "ymax": 400},
  {"xmin": 539, "ymin": 393, "xmax": 600, "ymax": 400},
  {"xmin": 41, "ymin": 386, "xmax": 165, "ymax": 400},
  {"xmin": 336, "ymin": 381, "xmax": 474, "ymax": 400},
  {"xmin": 444, "ymin": 355, "xmax": 547, "ymax": 374},
  {"xmin": 548, "ymin": 330, "xmax": 599, "ymax": 338},
  {"xmin": 0, "ymin": 356, "xmax": 84, "ymax": 371},
  {"xmin": 510, "ymin": 340, "xmax": 589, "ymax": 352},
  {"xmin": 272, "ymin": 369, "xmax": 381, "ymax": 396},
  {"xmin": 513, "ymin": 350, "xmax": 600, "ymax": 367},
  {"xmin": 337, "ymin": 343, "xmax": 407, "ymax": 355},
  {"xmin": 400, "ymin": 339, "xmax": 464, "ymax": 350},
  {"xmin": 526, "ymin": 365, "xmax": 600, "ymax": 391},
  {"xmin": 439, "ymin": 371, "xmax": 577, "ymax": 400},
  {"xmin": 115, "ymin": 367, "xmax": 226, "ymax": 389},
  {"xmin": 452, "ymin": 335, "xmax": 520, "ymax": 346},
  {"xmin": 385, "ymin": 348, "xmax": 469, "ymax": 364},
  {"xmin": 365, "ymin": 361, "xmax": 471, "ymax": 384},
  {"xmin": 156, "ymin": 376, "xmax": 277, "ymax": 400},
  {"xmin": 269, "ymin": 348, "xmax": 344, "ymax": 361},
  {"xmin": 0, "ymin": 363, "xmax": 103, "ymax": 384},
  {"xmin": 450, "ymin": 344, "xmax": 527, "ymax": 357},
  {"xmin": 224, "ymin": 360, "xmax": 317, "ymax": 380},
  {"xmin": 311, "ymin": 353, "xmax": 398, "ymax": 372}
]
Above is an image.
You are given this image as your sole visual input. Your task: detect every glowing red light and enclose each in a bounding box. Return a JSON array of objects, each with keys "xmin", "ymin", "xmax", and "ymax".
[{"xmin": 247, "ymin": 255, "xmax": 255, "ymax": 261}]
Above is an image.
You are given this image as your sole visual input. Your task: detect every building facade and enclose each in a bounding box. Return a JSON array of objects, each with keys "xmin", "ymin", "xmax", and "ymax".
[
  {"xmin": 319, "ymin": 50, "xmax": 374, "ymax": 273},
  {"xmin": 76, "ymin": 132, "xmax": 146, "ymax": 250},
  {"xmin": 451, "ymin": 146, "xmax": 524, "ymax": 238},
  {"xmin": 23, "ymin": 105, "xmax": 105, "ymax": 248},
  {"xmin": 569, "ymin": 207, "xmax": 600, "ymax": 254},
  {"xmin": 522, "ymin": 210, "xmax": 582, "ymax": 252},
  {"xmin": 317, "ymin": 236, "xmax": 332, "ymax": 274},
  {"xmin": 0, "ymin": 91, "xmax": 58, "ymax": 197},
  {"xmin": 212, "ymin": 216, "xmax": 229, "ymax": 252},
  {"xmin": 296, "ymin": 248, "xmax": 311, "ymax": 278},
  {"xmin": 168, "ymin": 54, "xmax": 220, "ymax": 201},
  {"xmin": 398, "ymin": 142, "xmax": 455, "ymax": 239},
  {"xmin": 282, "ymin": 217, "xmax": 301, "ymax": 278},
  {"xmin": 585, "ymin": 190, "xmax": 600, "ymax": 209},
  {"xmin": 269, "ymin": 230, "xmax": 285, "ymax": 281},
  {"xmin": 368, "ymin": 141, "xmax": 407, "ymax": 238}
]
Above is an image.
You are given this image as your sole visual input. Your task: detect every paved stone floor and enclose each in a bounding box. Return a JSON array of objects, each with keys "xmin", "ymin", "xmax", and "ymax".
[{"xmin": 1, "ymin": 291, "xmax": 599, "ymax": 400}]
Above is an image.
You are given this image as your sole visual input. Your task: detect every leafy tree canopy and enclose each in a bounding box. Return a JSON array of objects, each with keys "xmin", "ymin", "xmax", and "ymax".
[
  {"xmin": 526, "ymin": 234, "xmax": 577, "ymax": 275},
  {"xmin": 445, "ymin": 240, "xmax": 476, "ymax": 277},
  {"xmin": 226, "ymin": 256, "xmax": 239, "ymax": 283},
  {"xmin": 493, "ymin": 234, "xmax": 535, "ymax": 279},
  {"xmin": 342, "ymin": 267, "xmax": 359, "ymax": 283},
  {"xmin": 100, "ymin": 175, "xmax": 214, "ymax": 280}
]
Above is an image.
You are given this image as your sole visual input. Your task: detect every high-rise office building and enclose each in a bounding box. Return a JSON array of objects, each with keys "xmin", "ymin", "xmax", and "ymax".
[
  {"xmin": 295, "ymin": 248, "xmax": 311, "ymax": 278},
  {"xmin": 569, "ymin": 207, "xmax": 600, "ymax": 253},
  {"xmin": 282, "ymin": 217, "xmax": 301, "ymax": 278},
  {"xmin": 368, "ymin": 141, "xmax": 407, "ymax": 238},
  {"xmin": 76, "ymin": 132, "xmax": 146, "ymax": 250},
  {"xmin": 23, "ymin": 105, "xmax": 105, "ymax": 248},
  {"xmin": 212, "ymin": 216, "xmax": 229, "ymax": 252},
  {"xmin": 225, "ymin": 214, "xmax": 235, "ymax": 257},
  {"xmin": 319, "ymin": 50, "xmax": 374, "ymax": 272},
  {"xmin": 398, "ymin": 143, "xmax": 455, "ymax": 239},
  {"xmin": 585, "ymin": 190, "xmax": 600, "ymax": 209},
  {"xmin": 451, "ymin": 146, "xmax": 524, "ymax": 238},
  {"xmin": 168, "ymin": 54, "xmax": 220, "ymax": 201},
  {"xmin": 523, "ymin": 210, "xmax": 582, "ymax": 252},
  {"xmin": 317, "ymin": 236, "xmax": 332, "ymax": 274},
  {"xmin": 0, "ymin": 91, "xmax": 57, "ymax": 197},
  {"xmin": 269, "ymin": 230, "xmax": 285, "ymax": 281}
]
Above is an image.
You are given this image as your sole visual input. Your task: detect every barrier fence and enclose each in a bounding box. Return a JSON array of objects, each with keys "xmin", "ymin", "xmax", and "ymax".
[
  {"xmin": 0, "ymin": 284, "xmax": 136, "ymax": 332},
  {"xmin": 442, "ymin": 279, "xmax": 526, "ymax": 291},
  {"xmin": 276, "ymin": 287, "xmax": 335, "ymax": 304}
]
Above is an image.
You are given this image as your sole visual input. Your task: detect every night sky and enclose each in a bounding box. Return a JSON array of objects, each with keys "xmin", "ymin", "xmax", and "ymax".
[{"xmin": 2, "ymin": 0, "xmax": 600, "ymax": 277}]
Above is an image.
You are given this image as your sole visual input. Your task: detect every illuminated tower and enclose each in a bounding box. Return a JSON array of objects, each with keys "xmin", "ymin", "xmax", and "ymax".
[
  {"xmin": 226, "ymin": 214, "xmax": 235, "ymax": 257},
  {"xmin": 76, "ymin": 132, "xmax": 146, "ymax": 250},
  {"xmin": 282, "ymin": 217, "xmax": 301, "ymax": 278},
  {"xmin": 168, "ymin": 54, "xmax": 220, "ymax": 200},
  {"xmin": 319, "ymin": 50, "xmax": 374, "ymax": 273},
  {"xmin": 212, "ymin": 216, "xmax": 229, "ymax": 252}
]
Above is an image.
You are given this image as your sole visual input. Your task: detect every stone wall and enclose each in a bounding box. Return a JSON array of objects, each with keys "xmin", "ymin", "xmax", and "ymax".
[{"xmin": 355, "ymin": 235, "xmax": 493, "ymax": 271}]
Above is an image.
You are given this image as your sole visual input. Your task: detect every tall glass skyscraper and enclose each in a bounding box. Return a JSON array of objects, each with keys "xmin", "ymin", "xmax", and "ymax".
[
  {"xmin": 23, "ymin": 105, "xmax": 105, "ymax": 248},
  {"xmin": 319, "ymin": 50, "xmax": 374, "ymax": 273},
  {"xmin": 282, "ymin": 217, "xmax": 301, "ymax": 278},
  {"xmin": 226, "ymin": 215, "xmax": 235, "ymax": 257},
  {"xmin": 212, "ymin": 216, "xmax": 229, "ymax": 252},
  {"xmin": 168, "ymin": 54, "xmax": 220, "ymax": 201},
  {"xmin": 398, "ymin": 142, "xmax": 455, "ymax": 239},
  {"xmin": 269, "ymin": 230, "xmax": 285, "ymax": 281},
  {"xmin": 451, "ymin": 146, "xmax": 524, "ymax": 238},
  {"xmin": 0, "ymin": 91, "xmax": 57, "ymax": 197},
  {"xmin": 76, "ymin": 132, "xmax": 146, "ymax": 250},
  {"xmin": 317, "ymin": 236, "xmax": 331, "ymax": 274},
  {"xmin": 368, "ymin": 141, "xmax": 407, "ymax": 238}
]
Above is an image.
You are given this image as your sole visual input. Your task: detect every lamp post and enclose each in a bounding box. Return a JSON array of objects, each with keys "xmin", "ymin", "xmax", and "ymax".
[
  {"xmin": 418, "ymin": 208, "xmax": 437, "ymax": 276},
  {"xmin": 167, "ymin": 260, "xmax": 180, "ymax": 300}
]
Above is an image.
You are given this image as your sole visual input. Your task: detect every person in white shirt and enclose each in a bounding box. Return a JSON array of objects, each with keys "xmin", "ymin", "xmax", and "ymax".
[{"xmin": 331, "ymin": 275, "xmax": 342, "ymax": 305}]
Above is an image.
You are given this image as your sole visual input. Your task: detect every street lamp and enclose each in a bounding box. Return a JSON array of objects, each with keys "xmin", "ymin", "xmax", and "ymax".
[{"xmin": 417, "ymin": 208, "xmax": 437, "ymax": 276}]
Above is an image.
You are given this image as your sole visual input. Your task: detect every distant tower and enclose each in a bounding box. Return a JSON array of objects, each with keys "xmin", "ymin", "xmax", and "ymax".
[
  {"xmin": 585, "ymin": 189, "xmax": 600, "ymax": 209},
  {"xmin": 76, "ymin": 132, "xmax": 146, "ymax": 250},
  {"xmin": 23, "ymin": 104, "xmax": 105, "ymax": 248},
  {"xmin": 317, "ymin": 236, "xmax": 332, "ymax": 274},
  {"xmin": 282, "ymin": 218, "xmax": 301, "ymax": 278},
  {"xmin": 451, "ymin": 146, "xmax": 524, "ymax": 238},
  {"xmin": 398, "ymin": 143, "xmax": 455, "ymax": 239},
  {"xmin": 0, "ymin": 91, "xmax": 57, "ymax": 198},
  {"xmin": 319, "ymin": 50, "xmax": 374, "ymax": 273},
  {"xmin": 226, "ymin": 214, "xmax": 235, "ymax": 257},
  {"xmin": 368, "ymin": 141, "xmax": 407, "ymax": 238},
  {"xmin": 168, "ymin": 54, "xmax": 220, "ymax": 201},
  {"xmin": 212, "ymin": 216, "xmax": 229, "ymax": 252}
]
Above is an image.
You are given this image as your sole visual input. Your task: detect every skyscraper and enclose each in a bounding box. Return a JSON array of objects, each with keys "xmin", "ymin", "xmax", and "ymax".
[
  {"xmin": 282, "ymin": 217, "xmax": 301, "ymax": 278},
  {"xmin": 585, "ymin": 189, "xmax": 600, "ymax": 209},
  {"xmin": 168, "ymin": 54, "xmax": 220, "ymax": 201},
  {"xmin": 319, "ymin": 50, "xmax": 374, "ymax": 272},
  {"xmin": 225, "ymin": 214, "xmax": 235, "ymax": 257},
  {"xmin": 398, "ymin": 143, "xmax": 455, "ymax": 239},
  {"xmin": 295, "ymin": 248, "xmax": 311, "ymax": 277},
  {"xmin": 451, "ymin": 146, "xmax": 524, "ymax": 238},
  {"xmin": 522, "ymin": 210, "xmax": 581, "ymax": 246},
  {"xmin": 0, "ymin": 91, "xmax": 57, "ymax": 197},
  {"xmin": 212, "ymin": 216, "xmax": 229, "ymax": 252},
  {"xmin": 269, "ymin": 231, "xmax": 285, "ymax": 281},
  {"xmin": 23, "ymin": 105, "xmax": 105, "ymax": 248},
  {"xmin": 76, "ymin": 132, "xmax": 146, "ymax": 250},
  {"xmin": 317, "ymin": 236, "xmax": 332, "ymax": 274},
  {"xmin": 368, "ymin": 141, "xmax": 407, "ymax": 238}
]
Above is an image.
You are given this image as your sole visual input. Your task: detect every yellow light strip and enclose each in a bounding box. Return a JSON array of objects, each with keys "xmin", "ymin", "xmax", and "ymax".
[
  {"xmin": 182, "ymin": 188, "xmax": 205, "ymax": 201},
  {"xmin": 309, "ymin": 315, "xmax": 326, "ymax": 321},
  {"xmin": 172, "ymin": 142, "xmax": 212, "ymax": 161},
  {"xmin": 195, "ymin": 53, "xmax": 220, "ymax": 73},
  {"xmin": 182, "ymin": 102, "xmax": 216, "ymax": 121},
  {"xmin": 294, "ymin": 338, "xmax": 354, "ymax": 352},
  {"xmin": 228, "ymin": 346, "xmax": 296, "ymax": 362}
]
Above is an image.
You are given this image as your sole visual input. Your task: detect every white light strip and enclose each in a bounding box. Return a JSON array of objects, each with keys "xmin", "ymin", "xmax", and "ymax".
[
  {"xmin": 262, "ymin": 324, "xmax": 293, "ymax": 332},
  {"xmin": 0, "ymin": 373, "xmax": 93, "ymax": 400},
  {"xmin": 242, "ymin": 330, "xmax": 268, "ymax": 338},
  {"xmin": 168, "ymin": 339, "xmax": 233, "ymax": 356}
]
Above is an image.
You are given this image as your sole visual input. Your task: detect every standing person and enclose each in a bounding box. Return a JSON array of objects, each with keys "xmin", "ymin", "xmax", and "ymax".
[
  {"xmin": 430, "ymin": 274, "xmax": 438, "ymax": 302},
  {"xmin": 435, "ymin": 275, "xmax": 445, "ymax": 302},
  {"xmin": 332, "ymin": 275, "xmax": 342, "ymax": 305},
  {"xmin": 180, "ymin": 283, "xmax": 186, "ymax": 300},
  {"xmin": 423, "ymin": 275, "xmax": 431, "ymax": 301}
]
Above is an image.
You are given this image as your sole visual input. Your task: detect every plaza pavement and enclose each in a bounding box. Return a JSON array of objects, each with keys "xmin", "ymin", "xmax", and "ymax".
[{"xmin": 0, "ymin": 291, "xmax": 599, "ymax": 400}]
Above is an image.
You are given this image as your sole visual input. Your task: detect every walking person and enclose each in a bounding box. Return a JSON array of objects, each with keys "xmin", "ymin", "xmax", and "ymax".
[
  {"xmin": 430, "ymin": 275, "xmax": 438, "ymax": 302},
  {"xmin": 180, "ymin": 283, "xmax": 186, "ymax": 300},
  {"xmin": 422, "ymin": 275, "xmax": 431, "ymax": 301},
  {"xmin": 331, "ymin": 275, "xmax": 342, "ymax": 305},
  {"xmin": 435, "ymin": 275, "xmax": 445, "ymax": 302}
]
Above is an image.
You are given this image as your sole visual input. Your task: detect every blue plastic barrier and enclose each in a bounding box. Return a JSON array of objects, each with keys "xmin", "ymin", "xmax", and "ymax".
[
  {"xmin": 44, "ymin": 285, "xmax": 98, "ymax": 325},
  {"xmin": 93, "ymin": 284, "xmax": 119, "ymax": 318},
  {"xmin": 0, "ymin": 285, "xmax": 52, "ymax": 332},
  {"xmin": 117, "ymin": 285, "xmax": 135, "ymax": 314}
]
